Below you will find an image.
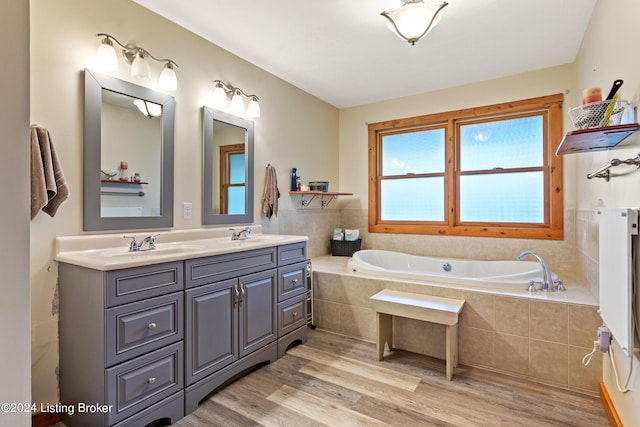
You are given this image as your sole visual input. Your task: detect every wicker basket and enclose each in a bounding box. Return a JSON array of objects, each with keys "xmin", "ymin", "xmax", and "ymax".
[
  {"xmin": 568, "ymin": 99, "xmax": 628, "ymax": 130},
  {"xmin": 330, "ymin": 239, "xmax": 361, "ymax": 257}
]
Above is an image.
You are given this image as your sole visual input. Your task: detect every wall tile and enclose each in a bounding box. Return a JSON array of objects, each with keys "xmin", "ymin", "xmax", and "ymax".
[
  {"xmin": 494, "ymin": 332, "xmax": 530, "ymax": 375},
  {"xmin": 530, "ymin": 300, "xmax": 568, "ymax": 344},
  {"xmin": 569, "ymin": 304, "xmax": 601, "ymax": 347},
  {"xmin": 529, "ymin": 340, "xmax": 568, "ymax": 386},
  {"xmin": 461, "ymin": 292, "xmax": 494, "ymax": 331},
  {"xmin": 460, "ymin": 326, "xmax": 495, "ymax": 368},
  {"xmin": 495, "ymin": 296, "xmax": 529, "ymax": 337}
]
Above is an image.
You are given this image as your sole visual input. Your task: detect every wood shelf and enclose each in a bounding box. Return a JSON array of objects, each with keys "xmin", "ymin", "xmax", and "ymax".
[
  {"xmin": 556, "ymin": 123, "xmax": 640, "ymax": 155},
  {"xmin": 289, "ymin": 191, "xmax": 353, "ymax": 208}
]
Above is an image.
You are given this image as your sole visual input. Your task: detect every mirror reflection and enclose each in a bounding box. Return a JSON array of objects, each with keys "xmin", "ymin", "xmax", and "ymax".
[
  {"xmin": 202, "ymin": 107, "xmax": 254, "ymax": 225},
  {"xmin": 84, "ymin": 69, "xmax": 175, "ymax": 231},
  {"xmin": 100, "ymin": 90, "xmax": 162, "ymax": 217}
]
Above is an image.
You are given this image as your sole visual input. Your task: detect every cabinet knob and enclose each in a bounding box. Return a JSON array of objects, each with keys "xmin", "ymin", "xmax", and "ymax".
[
  {"xmin": 148, "ymin": 377, "xmax": 156, "ymax": 385},
  {"xmin": 292, "ymin": 312, "xmax": 298, "ymax": 317},
  {"xmin": 292, "ymin": 279, "xmax": 298, "ymax": 283},
  {"xmin": 148, "ymin": 323, "xmax": 157, "ymax": 330}
]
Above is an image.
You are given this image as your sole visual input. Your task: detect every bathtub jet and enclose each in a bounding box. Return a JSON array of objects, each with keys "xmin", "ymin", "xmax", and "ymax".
[{"xmin": 348, "ymin": 249, "xmax": 564, "ymax": 292}]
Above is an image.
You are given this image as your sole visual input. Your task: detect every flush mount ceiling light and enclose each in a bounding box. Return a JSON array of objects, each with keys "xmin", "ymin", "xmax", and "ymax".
[
  {"xmin": 212, "ymin": 80, "xmax": 261, "ymax": 118},
  {"xmin": 95, "ymin": 33, "xmax": 178, "ymax": 91},
  {"xmin": 381, "ymin": 1, "xmax": 448, "ymax": 46},
  {"xmin": 133, "ymin": 99, "xmax": 162, "ymax": 118}
]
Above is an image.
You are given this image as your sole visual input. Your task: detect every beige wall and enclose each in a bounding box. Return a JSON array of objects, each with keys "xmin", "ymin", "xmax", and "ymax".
[
  {"xmin": 29, "ymin": 0, "xmax": 339, "ymax": 406},
  {"xmin": 573, "ymin": 0, "xmax": 640, "ymax": 424},
  {"xmin": 1, "ymin": 1, "xmax": 31, "ymax": 425}
]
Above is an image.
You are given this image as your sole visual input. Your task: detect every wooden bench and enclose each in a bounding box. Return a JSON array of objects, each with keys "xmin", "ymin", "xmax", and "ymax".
[{"xmin": 370, "ymin": 289, "xmax": 465, "ymax": 380}]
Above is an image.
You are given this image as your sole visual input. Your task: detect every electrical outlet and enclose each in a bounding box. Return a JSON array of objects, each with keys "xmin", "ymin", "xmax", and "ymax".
[{"xmin": 183, "ymin": 202, "xmax": 192, "ymax": 219}]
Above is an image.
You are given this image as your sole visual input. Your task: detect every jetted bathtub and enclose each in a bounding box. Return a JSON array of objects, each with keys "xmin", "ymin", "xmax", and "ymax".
[{"xmin": 348, "ymin": 249, "xmax": 557, "ymax": 290}]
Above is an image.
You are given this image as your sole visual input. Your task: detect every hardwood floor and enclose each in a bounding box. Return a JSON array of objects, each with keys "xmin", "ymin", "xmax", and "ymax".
[{"xmin": 176, "ymin": 329, "xmax": 608, "ymax": 427}]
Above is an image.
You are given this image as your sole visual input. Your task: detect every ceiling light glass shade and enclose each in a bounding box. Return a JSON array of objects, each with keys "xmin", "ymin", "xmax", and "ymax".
[
  {"xmin": 133, "ymin": 99, "xmax": 162, "ymax": 117},
  {"xmin": 247, "ymin": 97, "xmax": 261, "ymax": 118},
  {"xmin": 230, "ymin": 91, "xmax": 245, "ymax": 114},
  {"xmin": 382, "ymin": 1, "xmax": 448, "ymax": 45},
  {"xmin": 212, "ymin": 85, "xmax": 228, "ymax": 107},
  {"xmin": 158, "ymin": 63, "xmax": 178, "ymax": 91},
  {"xmin": 130, "ymin": 52, "xmax": 151, "ymax": 81},
  {"xmin": 95, "ymin": 39, "xmax": 118, "ymax": 71}
]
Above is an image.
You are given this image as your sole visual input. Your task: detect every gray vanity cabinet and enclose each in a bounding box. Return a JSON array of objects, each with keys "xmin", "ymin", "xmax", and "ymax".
[
  {"xmin": 58, "ymin": 261, "xmax": 185, "ymax": 427},
  {"xmin": 185, "ymin": 269, "xmax": 277, "ymax": 386}
]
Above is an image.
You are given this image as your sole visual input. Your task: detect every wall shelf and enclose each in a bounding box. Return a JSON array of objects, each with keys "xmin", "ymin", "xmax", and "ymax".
[
  {"xmin": 101, "ymin": 180, "xmax": 148, "ymax": 185},
  {"xmin": 289, "ymin": 191, "xmax": 352, "ymax": 208},
  {"xmin": 556, "ymin": 123, "xmax": 640, "ymax": 155}
]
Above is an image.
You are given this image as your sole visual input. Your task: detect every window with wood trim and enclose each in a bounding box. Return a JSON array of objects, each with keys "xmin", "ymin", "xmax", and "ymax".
[
  {"xmin": 219, "ymin": 143, "xmax": 246, "ymax": 215},
  {"xmin": 367, "ymin": 94, "xmax": 564, "ymax": 239}
]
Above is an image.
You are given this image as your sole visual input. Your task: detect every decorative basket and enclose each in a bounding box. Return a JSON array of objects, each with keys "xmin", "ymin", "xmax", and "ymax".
[
  {"xmin": 568, "ymin": 99, "xmax": 628, "ymax": 130},
  {"xmin": 330, "ymin": 239, "xmax": 362, "ymax": 257}
]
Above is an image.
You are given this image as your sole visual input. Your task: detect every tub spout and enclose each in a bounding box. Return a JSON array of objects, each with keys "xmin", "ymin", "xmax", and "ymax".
[{"xmin": 518, "ymin": 251, "xmax": 554, "ymax": 292}]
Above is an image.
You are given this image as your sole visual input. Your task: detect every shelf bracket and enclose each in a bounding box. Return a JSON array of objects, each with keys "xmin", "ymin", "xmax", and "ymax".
[
  {"xmin": 587, "ymin": 153, "xmax": 640, "ymax": 181},
  {"xmin": 300, "ymin": 194, "xmax": 317, "ymax": 209},
  {"xmin": 321, "ymin": 195, "xmax": 337, "ymax": 208}
]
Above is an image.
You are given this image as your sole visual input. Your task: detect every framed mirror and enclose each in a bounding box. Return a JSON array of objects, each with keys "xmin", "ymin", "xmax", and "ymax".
[
  {"xmin": 202, "ymin": 107, "xmax": 254, "ymax": 225},
  {"xmin": 83, "ymin": 69, "xmax": 174, "ymax": 231}
]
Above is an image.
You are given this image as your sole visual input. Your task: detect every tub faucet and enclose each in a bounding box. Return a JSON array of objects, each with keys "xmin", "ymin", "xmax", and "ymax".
[
  {"xmin": 517, "ymin": 251, "xmax": 555, "ymax": 292},
  {"xmin": 230, "ymin": 227, "xmax": 251, "ymax": 241}
]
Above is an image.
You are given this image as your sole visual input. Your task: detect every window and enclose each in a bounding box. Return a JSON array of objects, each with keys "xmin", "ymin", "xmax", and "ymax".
[
  {"xmin": 368, "ymin": 94, "xmax": 563, "ymax": 239},
  {"xmin": 219, "ymin": 143, "xmax": 246, "ymax": 215}
]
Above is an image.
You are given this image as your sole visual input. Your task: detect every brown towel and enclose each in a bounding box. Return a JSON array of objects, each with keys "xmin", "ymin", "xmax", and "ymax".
[
  {"xmin": 30, "ymin": 125, "xmax": 70, "ymax": 219},
  {"xmin": 262, "ymin": 165, "xmax": 279, "ymax": 219}
]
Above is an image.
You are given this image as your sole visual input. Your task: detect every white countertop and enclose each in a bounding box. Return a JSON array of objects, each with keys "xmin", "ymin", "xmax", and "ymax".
[{"xmin": 55, "ymin": 226, "xmax": 308, "ymax": 271}]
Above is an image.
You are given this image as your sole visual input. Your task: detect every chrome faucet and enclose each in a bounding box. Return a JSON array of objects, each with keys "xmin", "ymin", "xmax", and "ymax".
[
  {"xmin": 517, "ymin": 250, "xmax": 564, "ymax": 292},
  {"xmin": 124, "ymin": 234, "xmax": 159, "ymax": 252},
  {"xmin": 230, "ymin": 227, "xmax": 251, "ymax": 241}
]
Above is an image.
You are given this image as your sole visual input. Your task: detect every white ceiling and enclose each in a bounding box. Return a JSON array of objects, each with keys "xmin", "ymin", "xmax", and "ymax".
[{"xmin": 132, "ymin": 0, "xmax": 596, "ymax": 109}]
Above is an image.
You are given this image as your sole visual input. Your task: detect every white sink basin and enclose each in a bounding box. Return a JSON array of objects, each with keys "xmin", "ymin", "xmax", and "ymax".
[{"xmin": 99, "ymin": 244, "xmax": 205, "ymax": 258}]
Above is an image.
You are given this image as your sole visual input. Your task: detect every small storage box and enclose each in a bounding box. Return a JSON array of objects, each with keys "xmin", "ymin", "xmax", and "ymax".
[
  {"xmin": 330, "ymin": 239, "xmax": 362, "ymax": 257},
  {"xmin": 309, "ymin": 181, "xmax": 329, "ymax": 192}
]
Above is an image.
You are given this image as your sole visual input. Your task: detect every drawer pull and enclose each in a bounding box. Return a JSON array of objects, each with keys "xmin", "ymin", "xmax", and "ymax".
[
  {"xmin": 292, "ymin": 312, "xmax": 298, "ymax": 317},
  {"xmin": 292, "ymin": 279, "xmax": 298, "ymax": 283},
  {"xmin": 148, "ymin": 377, "xmax": 156, "ymax": 385},
  {"xmin": 148, "ymin": 323, "xmax": 157, "ymax": 330}
]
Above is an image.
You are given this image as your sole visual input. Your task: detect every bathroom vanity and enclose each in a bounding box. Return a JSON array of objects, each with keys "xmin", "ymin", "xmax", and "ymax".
[{"xmin": 55, "ymin": 228, "xmax": 308, "ymax": 427}]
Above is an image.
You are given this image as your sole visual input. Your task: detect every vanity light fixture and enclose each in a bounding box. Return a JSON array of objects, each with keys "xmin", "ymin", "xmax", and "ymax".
[
  {"xmin": 212, "ymin": 80, "xmax": 261, "ymax": 118},
  {"xmin": 95, "ymin": 33, "xmax": 178, "ymax": 91},
  {"xmin": 381, "ymin": 1, "xmax": 448, "ymax": 46}
]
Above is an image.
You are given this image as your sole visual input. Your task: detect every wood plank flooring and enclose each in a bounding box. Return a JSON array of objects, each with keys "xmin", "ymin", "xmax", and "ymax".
[{"xmin": 175, "ymin": 329, "xmax": 608, "ymax": 427}]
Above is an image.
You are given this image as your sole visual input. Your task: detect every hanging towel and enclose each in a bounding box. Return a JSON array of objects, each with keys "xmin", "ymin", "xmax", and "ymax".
[
  {"xmin": 30, "ymin": 125, "xmax": 70, "ymax": 219},
  {"xmin": 262, "ymin": 165, "xmax": 279, "ymax": 219}
]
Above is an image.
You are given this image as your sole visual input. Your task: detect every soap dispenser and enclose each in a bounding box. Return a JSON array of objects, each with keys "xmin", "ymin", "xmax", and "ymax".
[{"xmin": 291, "ymin": 168, "xmax": 297, "ymax": 191}]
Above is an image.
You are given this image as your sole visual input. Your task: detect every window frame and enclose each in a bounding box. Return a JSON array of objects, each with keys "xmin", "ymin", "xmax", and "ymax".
[{"xmin": 367, "ymin": 94, "xmax": 564, "ymax": 240}]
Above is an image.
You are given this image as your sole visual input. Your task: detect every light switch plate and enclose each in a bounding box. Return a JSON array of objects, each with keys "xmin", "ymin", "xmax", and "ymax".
[{"xmin": 183, "ymin": 202, "xmax": 192, "ymax": 219}]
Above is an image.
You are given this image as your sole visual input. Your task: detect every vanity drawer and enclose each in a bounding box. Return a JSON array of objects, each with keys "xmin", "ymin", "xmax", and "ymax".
[
  {"xmin": 106, "ymin": 292, "xmax": 184, "ymax": 367},
  {"xmin": 277, "ymin": 262, "xmax": 307, "ymax": 302},
  {"xmin": 106, "ymin": 342, "xmax": 183, "ymax": 426},
  {"xmin": 278, "ymin": 293, "xmax": 307, "ymax": 337},
  {"xmin": 277, "ymin": 242, "xmax": 307, "ymax": 266},
  {"xmin": 106, "ymin": 261, "xmax": 184, "ymax": 307},
  {"xmin": 185, "ymin": 247, "xmax": 276, "ymax": 288}
]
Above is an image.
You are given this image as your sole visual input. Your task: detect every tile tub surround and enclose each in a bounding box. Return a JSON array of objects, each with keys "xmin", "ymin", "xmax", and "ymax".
[{"xmin": 311, "ymin": 256, "xmax": 603, "ymax": 395}]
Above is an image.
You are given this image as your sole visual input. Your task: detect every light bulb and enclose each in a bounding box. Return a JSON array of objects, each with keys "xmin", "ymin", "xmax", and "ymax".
[
  {"xmin": 133, "ymin": 99, "xmax": 162, "ymax": 117},
  {"xmin": 159, "ymin": 63, "xmax": 177, "ymax": 91},
  {"xmin": 247, "ymin": 98, "xmax": 261, "ymax": 118},
  {"xmin": 212, "ymin": 85, "xmax": 227, "ymax": 107},
  {"xmin": 130, "ymin": 51, "xmax": 151, "ymax": 81},
  {"xmin": 230, "ymin": 90, "xmax": 244, "ymax": 114},
  {"xmin": 95, "ymin": 39, "xmax": 118, "ymax": 71}
]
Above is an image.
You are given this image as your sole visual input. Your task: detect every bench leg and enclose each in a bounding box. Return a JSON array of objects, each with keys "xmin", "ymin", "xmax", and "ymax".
[
  {"xmin": 376, "ymin": 312, "xmax": 393, "ymax": 361},
  {"xmin": 445, "ymin": 325, "xmax": 453, "ymax": 380}
]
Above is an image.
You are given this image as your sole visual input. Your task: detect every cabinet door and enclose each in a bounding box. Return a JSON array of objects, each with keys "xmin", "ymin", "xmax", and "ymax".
[
  {"xmin": 238, "ymin": 270, "xmax": 277, "ymax": 358},
  {"xmin": 185, "ymin": 279, "xmax": 238, "ymax": 386}
]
